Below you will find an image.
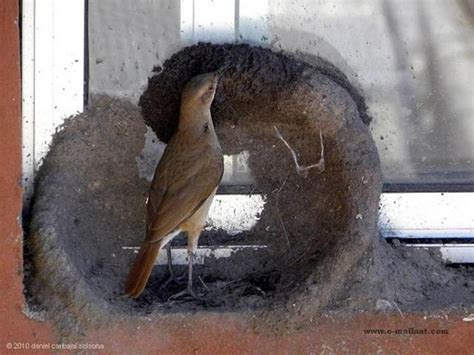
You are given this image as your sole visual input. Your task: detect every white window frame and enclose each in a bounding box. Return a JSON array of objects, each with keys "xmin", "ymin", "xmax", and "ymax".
[{"xmin": 22, "ymin": 0, "xmax": 85, "ymax": 206}]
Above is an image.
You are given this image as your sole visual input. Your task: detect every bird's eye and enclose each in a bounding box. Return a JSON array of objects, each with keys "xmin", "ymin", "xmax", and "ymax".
[{"xmin": 208, "ymin": 85, "xmax": 214, "ymax": 91}]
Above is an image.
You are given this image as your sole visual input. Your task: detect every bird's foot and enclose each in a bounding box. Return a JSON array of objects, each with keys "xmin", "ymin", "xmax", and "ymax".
[
  {"xmin": 158, "ymin": 277, "xmax": 174, "ymax": 293},
  {"xmin": 159, "ymin": 271, "xmax": 188, "ymax": 293},
  {"xmin": 167, "ymin": 285, "xmax": 198, "ymax": 301}
]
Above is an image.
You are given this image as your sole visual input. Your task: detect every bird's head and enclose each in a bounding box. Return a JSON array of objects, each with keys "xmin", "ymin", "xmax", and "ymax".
[{"xmin": 181, "ymin": 72, "xmax": 219, "ymax": 109}]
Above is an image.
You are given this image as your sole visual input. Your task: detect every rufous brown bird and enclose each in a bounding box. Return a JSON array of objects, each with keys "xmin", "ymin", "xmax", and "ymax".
[{"xmin": 125, "ymin": 72, "xmax": 224, "ymax": 298}]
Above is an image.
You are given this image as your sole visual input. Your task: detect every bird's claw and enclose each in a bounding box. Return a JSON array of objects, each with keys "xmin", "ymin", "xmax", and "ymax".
[
  {"xmin": 159, "ymin": 272, "xmax": 188, "ymax": 292},
  {"xmin": 167, "ymin": 286, "xmax": 198, "ymax": 301}
]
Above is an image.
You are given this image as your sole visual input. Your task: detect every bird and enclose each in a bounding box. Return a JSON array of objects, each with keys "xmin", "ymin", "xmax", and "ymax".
[{"xmin": 125, "ymin": 71, "xmax": 224, "ymax": 298}]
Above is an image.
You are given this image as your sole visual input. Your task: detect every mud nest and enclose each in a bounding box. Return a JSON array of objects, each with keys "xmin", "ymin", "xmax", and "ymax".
[{"xmin": 28, "ymin": 43, "xmax": 388, "ymax": 329}]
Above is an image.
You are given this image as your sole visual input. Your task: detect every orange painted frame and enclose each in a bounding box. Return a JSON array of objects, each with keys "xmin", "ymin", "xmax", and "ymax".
[{"xmin": 0, "ymin": 1, "xmax": 472, "ymax": 352}]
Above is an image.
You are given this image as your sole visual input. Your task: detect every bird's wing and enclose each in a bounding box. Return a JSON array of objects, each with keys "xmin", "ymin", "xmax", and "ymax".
[{"xmin": 145, "ymin": 136, "xmax": 223, "ymax": 243}]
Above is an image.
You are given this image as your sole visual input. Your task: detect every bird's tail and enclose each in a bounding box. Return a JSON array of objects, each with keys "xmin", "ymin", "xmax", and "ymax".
[{"xmin": 124, "ymin": 241, "xmax": 160, "ymax": 298}]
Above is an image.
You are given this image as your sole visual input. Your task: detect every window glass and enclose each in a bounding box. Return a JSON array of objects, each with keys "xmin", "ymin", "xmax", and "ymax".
[{"xmin": 89, "ymin": 0, "xmax": 474, "ymax": 186}]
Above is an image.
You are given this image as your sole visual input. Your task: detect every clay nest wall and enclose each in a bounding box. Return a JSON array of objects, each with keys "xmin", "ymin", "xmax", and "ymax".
[
  {"xmin": 27, "ymin": 44, "xmax": 472, "ymax": 335},
  {"xmin": 137, "ymin": 43, "xmax": 382, "ymax": 311}
]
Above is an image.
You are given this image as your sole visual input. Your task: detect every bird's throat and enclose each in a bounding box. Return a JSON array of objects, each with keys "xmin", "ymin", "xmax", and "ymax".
[{"xmin": 178, "ymin": 112, "xmax": 216, "ymax": 140}]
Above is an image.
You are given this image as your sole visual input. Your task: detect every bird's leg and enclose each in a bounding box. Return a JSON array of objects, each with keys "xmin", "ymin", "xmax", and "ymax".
[
  {"xmin": 167, "ymin": 233, "xmax": 200, "ymax": 301},
  {"xmin": 187, "ymin": 248, "xmax": 196, "ymax": 298},
  {"xmin": 187, "ymin": 232, "xmax": 199, "ymax": 297},
  {"xmin": 159, "ymin": 238, "xmax": 183, "ymax": 292},
  {"xmin": 166, "ymin": 242, "xmax": 175, "ymax": 280}
]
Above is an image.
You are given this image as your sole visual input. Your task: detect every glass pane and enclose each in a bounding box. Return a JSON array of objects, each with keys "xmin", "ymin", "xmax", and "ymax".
[{"xmin": 88, "ymin": 0, "xmax": 474, "ymax": 186}]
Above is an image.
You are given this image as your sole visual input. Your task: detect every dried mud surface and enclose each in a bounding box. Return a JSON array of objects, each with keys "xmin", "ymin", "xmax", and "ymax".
[{"xmin": 26, "ymin": 44, "xmax": 472, "ymax": 337}]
